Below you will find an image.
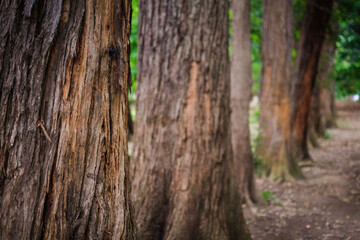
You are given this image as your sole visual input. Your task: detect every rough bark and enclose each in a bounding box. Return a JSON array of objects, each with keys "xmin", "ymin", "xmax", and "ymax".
[
  {"xmin": 131, "ymin": 0, "xmax": 250, "ymax": 239},
  {"xmin": 231, "ymin": 0, "xmax": 257, "ymax": 203},
  {"xmin": 308, "ymin": 25, "xmax": 337, "ymax": 146},
  {"xmin": 290, "ymin": 0, "xmax": 334, "ymax": 161},
  {"xmin": 0, "ymin": 1, "xmax": 134, "ymax": 239},
  {"xmin": 257, "ymin": 0, "xmax": 300, "ymax": 180}
]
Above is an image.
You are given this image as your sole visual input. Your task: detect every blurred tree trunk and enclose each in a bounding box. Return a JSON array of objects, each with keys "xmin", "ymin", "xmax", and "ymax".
[
  {"xmin": 328, "ymin": 78, "xmax": 337, "ymax": 127},
  {"xmin": 0, "ymin": 1, "xmax": 134, "ymax": 239},
  {"xmin": 257, "ymin": 0, "xmax": 300, "ymax": 180},
  {"xmin": 308, "ymin": 20, "xmax": 338, "ymax": 146},
  {"xmin": 291, "ymin": 0, "xmax": 334, "ymax": 161},
  {"xmin": 231, "ymin": 0, "xmax": 257, "ymax": 203},
  {"xmin": 308, "ymin": 86, "xmax": 322, "ymax": 147},
  {"xmin": 318, "ymin": 16, "xmax": 338, "ymax": 130},
  {"xmin": 131, "ymin": 0, "xmax": 250, "ymax": 239}
]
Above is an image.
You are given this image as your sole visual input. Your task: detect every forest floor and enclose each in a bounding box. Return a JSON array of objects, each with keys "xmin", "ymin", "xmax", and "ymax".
[{"xmin": 244, "ymin": 101, "xmax": 360, "ymax": 240}]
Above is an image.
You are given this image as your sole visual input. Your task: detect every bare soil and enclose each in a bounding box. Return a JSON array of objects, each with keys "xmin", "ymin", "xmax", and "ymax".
[{"xmin": 244, "ymin": 102, "xmax": 360, "ymax": 240}]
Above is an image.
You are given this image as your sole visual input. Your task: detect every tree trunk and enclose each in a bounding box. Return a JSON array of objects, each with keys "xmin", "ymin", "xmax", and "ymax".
[
  {"xmin": 308, "ymin": 86, "xmax": 322, "ymax": 147},
  {"xmin": 319, "ymin": 17, "xmax": 338, "ymax": 130},
  {"xmin": 290, "ymin": 0, "xmax": 334, "ymax": 161},
  {"xmin": 308, "ymin": 23, "xmax": 337, "ymax": 146},
  {"xmin": 328, "ymin": 77, "xmax": 337, "ymax": 127},
  {"xmin": 257, "ymin": 0, "xmax": 300, "ymax": 180},
  {"xmin": 131, "ymin": 0, "xmax": 250, "ymax": 239},
  {"xmin": 231, "ymin": 0, "xmax": 257, "ymax": 203},
  {"xmin": 0, "ymin": 1, "xmax": 134, "ymax": 239}
]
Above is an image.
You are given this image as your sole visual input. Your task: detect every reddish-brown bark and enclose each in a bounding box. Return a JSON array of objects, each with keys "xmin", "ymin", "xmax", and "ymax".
[
  {"xmin": 0, "ymin": 1, "xmax": 134, "ymax": 239},
  {"xmin": 291, "ymin": 0, "xmax": 334, "ymax": 161},
  {"xmin": 131, "ymin": 0, "xmax": 250, "ymax": 239}
]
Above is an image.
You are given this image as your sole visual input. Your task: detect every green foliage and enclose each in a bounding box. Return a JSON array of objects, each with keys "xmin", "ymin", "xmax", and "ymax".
[
  {"xmin": 323, "ymin": 131, "xmax": 331, "ymax": 140},
  {"xmin": 261, "ymin": 191, "xmax": 283, "ymax": 206},
  {"xmin": 250, "ymin": 0, "xmax": 263, "ymax": 93},
  {"xmin": 334, "ymin": 0, "xmax": 360, "ymax": 98},
  {"xmin": 229, "ymin": 9, "xmax": 233, "ymax": 56},
  {"xmin": 250, "ymin": 0, "xmax": 262, "ymax": 61},
  {"xmin": 130, "ymin": 0, "xmax": 139, "ymax": 101},
  {"xmin": 129, "ymin": 0, "xmax": 139, "ymax": 121},
  {"xmin": 261, "ymin": 191, "xmax": 274, "ymax": 200},
  {"xmin": 251, "ymin": 61, "xmax": 261, "ymax": 93}
]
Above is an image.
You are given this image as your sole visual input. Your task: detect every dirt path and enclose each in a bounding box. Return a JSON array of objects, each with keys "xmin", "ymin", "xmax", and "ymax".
[{"xmin": 245, "ymin": 102, "xmax": 360, "ymax": 240}]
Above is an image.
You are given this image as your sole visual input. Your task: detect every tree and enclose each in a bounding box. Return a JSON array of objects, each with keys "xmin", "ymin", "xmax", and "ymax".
[
  {"xmin": 0, "ymin": 1, "xmax": 134, "ymax": 239},
  {"xmin": 290, "ymin": 0, "xmax": 334, "ymax": 161},
  {"xmin": 131, "ymin": 0, "xmax": 250, "ymax": 239},
  {"xmin": 231, "ymin": 0, "xmax": 257, "ymax": 203},
  {"xmin": 257, "ymin": 0, "xmax": 300, "ymax": 180},
  {"xmin": 308, "ymin": 19, "xmax": 338, "ymax": 146}
]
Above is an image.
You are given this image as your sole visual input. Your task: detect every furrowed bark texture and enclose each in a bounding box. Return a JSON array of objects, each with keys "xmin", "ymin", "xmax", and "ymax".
[
  {"xmin": 258, "ymin": 0, "xmax": 299, "ymax": 180},
  {"xmin": 231, "ymin": 0, "xmax": 257, "ymax": 203},
  {"xmin": 0, "ymin": 1, "xmax": 134, "ymax": 239},
  {"xmin": 290, "ymin": 0, "xmax": 334, "ymax": 161},
  {"xmin": 132, "ymin": 0, "xmax": 250, "ymax": 239},
  {"xmin": 308, "ymin": 26, "xmax": 337, "ymax": 145}
]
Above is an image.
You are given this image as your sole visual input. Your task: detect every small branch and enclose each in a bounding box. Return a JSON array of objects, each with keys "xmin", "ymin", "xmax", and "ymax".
[{"xmin": 37, "ymin": 120, "xmax": 52, "ymax": 142}]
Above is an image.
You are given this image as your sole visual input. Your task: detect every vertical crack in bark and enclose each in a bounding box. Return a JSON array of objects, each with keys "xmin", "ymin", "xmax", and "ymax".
[{"xmin": 39, "ymin": 136, "xmax": 59, "ymax": 239}]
